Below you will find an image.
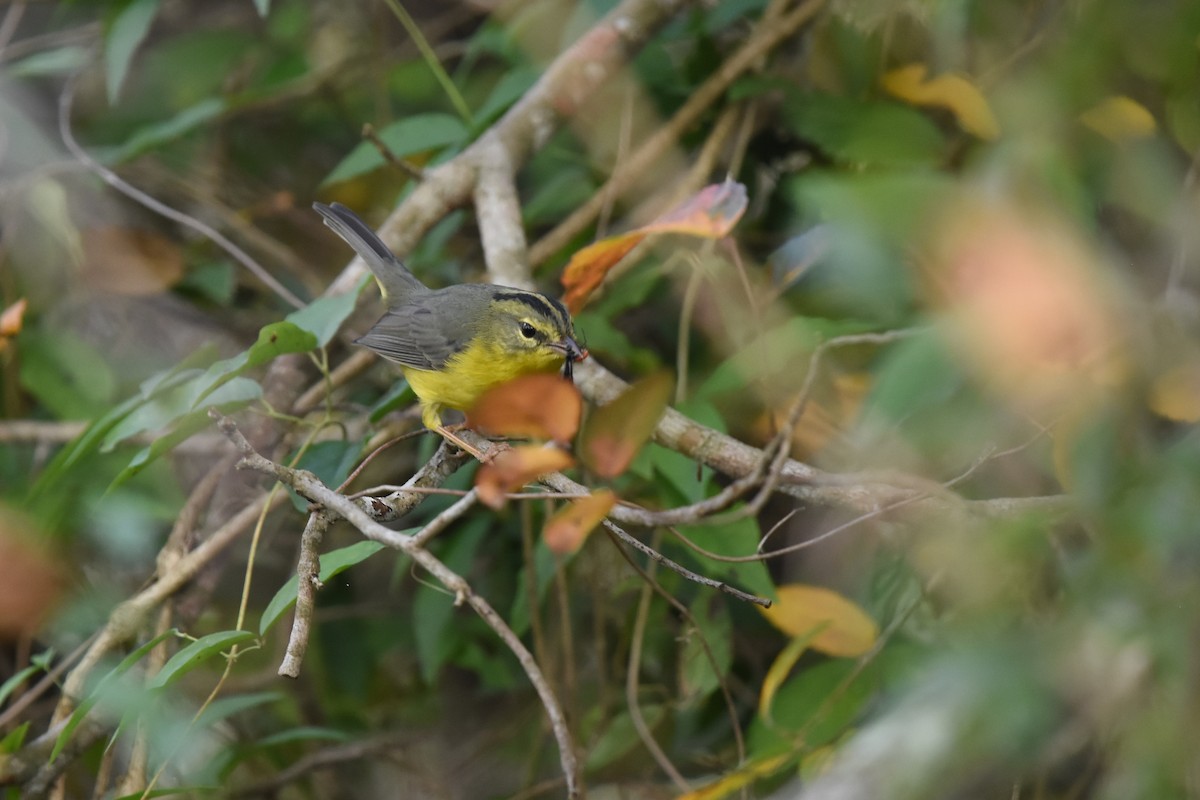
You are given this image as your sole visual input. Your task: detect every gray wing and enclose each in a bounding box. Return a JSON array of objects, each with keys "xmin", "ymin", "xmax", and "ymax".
[{"xmin": 355, "ymin": 289, "xmax": 484, "ymax": 370}]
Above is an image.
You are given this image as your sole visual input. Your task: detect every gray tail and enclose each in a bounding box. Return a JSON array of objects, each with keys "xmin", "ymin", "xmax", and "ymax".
[{"xmin": 313, "ymin": 202, "xmax": 426, "ymax": 300}]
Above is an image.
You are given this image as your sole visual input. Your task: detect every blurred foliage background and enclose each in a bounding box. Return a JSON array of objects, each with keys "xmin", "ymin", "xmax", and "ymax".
[{"xmin": 2, "ymin": 0, "xmax": 1200, "ymax": 797}]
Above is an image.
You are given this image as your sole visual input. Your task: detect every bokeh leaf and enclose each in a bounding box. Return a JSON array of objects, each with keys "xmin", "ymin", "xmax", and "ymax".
[
  {"xmin": 475, "ymin": 446, "xmax": 574, "ymax": 509},
  {"xmin": 105, "ymin": 0, "xmax": 160, "ymax": 102},
  {"xmin": 881, "ymin": 63, "xmax": 1000, "ymax": 139},
  {"xmin": 580, "ymin": 371, "xmax": 673, "ymax": 478},
  {"xmin": 543, "ymin": 489, "xmax": 615, "ymax": 554},
  {"xmin": 1080, "ymin": 95, "xmax": 1157, "ymax": 142},
  {"xmin": 467, "ymin": 373, "xmax": 582, "ymax": 444}
]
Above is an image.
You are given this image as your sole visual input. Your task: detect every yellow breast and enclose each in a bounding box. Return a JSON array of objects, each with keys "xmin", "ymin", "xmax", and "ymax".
[{"xmin": 402, "ymin": 339, "xmax": 565, "ymax": 429}]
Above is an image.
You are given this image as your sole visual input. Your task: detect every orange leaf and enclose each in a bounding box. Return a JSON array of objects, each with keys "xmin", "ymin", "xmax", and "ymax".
[
  {"xmin": 467, "ymin": 373, "xmax": 583, "ymax": 444},
  {"xmin": 758, "ymin": 584, "xmax": 878, "ymax": 658},
  {"xmin": 561, "ymin": 180, "xmax": 748, "ymax": 312},
  {"xmin": 580, "ymin": 370, "xmax": 673, "ymax": 478},
  {"xmin": 0, "ymin": 298, "xmax": 27, "ymax": 340},
  {"xmin": 475, "ymin": 446, "xmax": 574, "ymax": 509},
  {"xmin": 543, "ymin": 489, "xmax": 616, "ymax": 554},
  {"xmin": 0, "ymin": 506, "xmax": 67, "ymax": 640},
  {"xmin": 882, "ymin": 63, "xmax": 999, "ymax": 140},
  {"xmin": 81, "ymin": 226, "xmax": 184, "ymax": 295}
]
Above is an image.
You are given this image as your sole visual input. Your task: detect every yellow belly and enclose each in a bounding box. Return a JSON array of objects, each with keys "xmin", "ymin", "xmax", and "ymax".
[{"xmin": 401, "ymin": 340, "xmax": 565, "ymax": 429}]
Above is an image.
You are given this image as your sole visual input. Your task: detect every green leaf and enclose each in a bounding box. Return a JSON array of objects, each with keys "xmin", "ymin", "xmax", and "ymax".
[
  {"xmin": 414, "ymin": 517, "xmax": 487, "ymax": 682},
  {"xmin": 321, "ymin": 113, "xmax": 468, "ymax": 186},
  {"xmin": 677, "ymin": 515, "xmax": 776, "ymax": 601},
  {"xmin": 783, "ymin": 91, "xmax": 946, "ymax": 166},
  {"xmin": 108, "ymin": 380, "xmax": 260, "ymax": 488},
  {"xmin": 106, "ymin": 97, "xmax": 227, "ymax": 164},
  {"xmin": 255, "ymin": 726, "xmax": 352, "ymax": 747},
  {"xmin": 6, "ymin": 46, "xmax": 90, "ymax": 78},
  {"xmin": 679, "ymin": 594, "xmax": 733, "ymax": 705},
  {"xmin": 747, "ymin": 659, "xmax": 877, "ymax": 757},
  {"xmin": 18, "ymin": 329, "xmax": 118, "ymax": 420},
  {"xmin": 284, "ymin": 280, "xmax": 367, "ymax": 347},
  {"xmin": 106, "ymin": 0, "xmax": 161, "ymax": 103},
  {"xmin": 472, "ymin": 66, "xmax": 539, "ymax": 128},
  {"xmin": 259, "ymin": 540, "xmax": 391, "ymax": 634},
  {"xmin": 101, "ymin": 374, "xmax": 258, "ymax": 452},
  {"xmin": 368, "ymin": 378, "xmax": 414, "ymax": 422},
  {"xmin": 0, "ymin": 664, "xmax": 44, "ymax": 710},
  {"xmin": 286, "ymin": 439, "xmax": 365, "ymax": 511},
  {"xmin": 147, "ymin": 630, "xmax": 258, "ymax": 690},
  {"xmin": 52, "ymin": 629, "xmax": 178, "ymax": 763},
  {"xmin": 192, "ymin": 320, "xmax": 317, "ymax": 407},
  {"xmin": 194, "ymin": 691, "xmax": 282, "ymax": 729},
  {"xmin": 585, "ymin": 704, "xmax": 666, "ymax": 771},
  {"xmin": 0, "ymin": 722, "xmax": 29, "ymax": 754},
  {"xmin": 29, "ymin": 366, "xmax": 202, "ymax": 498}
]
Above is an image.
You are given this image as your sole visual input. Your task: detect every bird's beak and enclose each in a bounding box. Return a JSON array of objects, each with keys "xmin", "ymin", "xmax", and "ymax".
[{"xmin": 555, "ymin": 336, "xmax": 587, "ymax": 381}]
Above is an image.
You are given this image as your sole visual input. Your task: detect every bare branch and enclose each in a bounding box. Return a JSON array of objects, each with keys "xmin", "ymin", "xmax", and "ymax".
[{"xmin": 211, "ymin": 412, "xmax": 581, "ymax": 798}]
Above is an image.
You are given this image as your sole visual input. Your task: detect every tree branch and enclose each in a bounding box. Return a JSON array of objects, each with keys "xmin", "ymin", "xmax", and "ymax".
[{"xmin": 211, "ymin": 412, "xmax": 582, "ymax": 799}]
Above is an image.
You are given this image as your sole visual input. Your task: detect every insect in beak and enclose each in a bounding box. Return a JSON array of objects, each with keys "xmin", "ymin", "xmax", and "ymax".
[{"xmin": 555, "ymin": 337, "xmax": 588, "ymax": 382}]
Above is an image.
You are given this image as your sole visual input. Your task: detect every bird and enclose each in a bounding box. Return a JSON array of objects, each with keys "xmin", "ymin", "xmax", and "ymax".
[{"xmin": 313, "ymin": 202, "xmax": 585, "ymax": 431}]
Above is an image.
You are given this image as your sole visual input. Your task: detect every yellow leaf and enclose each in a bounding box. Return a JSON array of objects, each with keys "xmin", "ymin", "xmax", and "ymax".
[
  {"xmin": 543, "ymin": 489, "xmax": 616, "ymax": 554},
  {"xmin": 758, "ymin": 584, "xmax": 878, "ymax": 658},
  {"xmin": 1149, "ymin": 362, "xmax": 1200, "ymax": 423},
  {"xmin": 676, "ymin": 753, "xmax": 792, "ymax": 800},
  {"xmin": 881, "ymin": 63, "xmax": 1000, "ymax": 140},
  {"xmin": 1080, "ymin": 96, "xmax": 1157, "ymax": 142},
  {"xmin": 759, "ymin": 629, "xmax": 822, "ymax": 721}
]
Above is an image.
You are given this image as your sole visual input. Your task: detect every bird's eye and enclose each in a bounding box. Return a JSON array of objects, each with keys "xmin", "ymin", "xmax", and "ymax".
[{"xmin": 519, "ymin": 321, "xmax": 537, "ymax": 339}]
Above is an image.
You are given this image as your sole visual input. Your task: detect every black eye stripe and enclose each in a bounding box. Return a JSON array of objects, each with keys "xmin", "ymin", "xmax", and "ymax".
[{"xmin": 493, "ymin": 291, "xmax": 566, "ymax": 332}]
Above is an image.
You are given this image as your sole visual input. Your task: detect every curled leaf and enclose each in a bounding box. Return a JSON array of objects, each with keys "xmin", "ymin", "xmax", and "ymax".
[
  {"xmin": 580, "ymin": 371, "xmax": 673, "ymax": 478},
  {"xmin": 562, "ymin": 180, "xmax": 748, "ymax": 312},
  {"xmin": 476, "ymin": 446, "xmax": 574, "ymax": 509},
  {"xmin": 758, "ymin": 584, "xmax": 878, "ymax": 658},
  {"xmin": 543, "ymin": 489, "xmax": 616, "ymax": 554},
  {"xmin": 882, "ymin": 63, "xmax": 999, "ymax": 140},
  {"xmin": 467, "ymin": 373, "xmax": 583, "ymax": 444}
]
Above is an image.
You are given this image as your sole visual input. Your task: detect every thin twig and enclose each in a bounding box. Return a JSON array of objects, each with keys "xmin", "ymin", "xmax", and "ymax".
[
  {"xmin": 625, "ymin": 529, "xmax": 692, "ymax": 791},
  {"xmin": 529, "ymin": 0, "xmax": 827, "ymax": 267},
  {"xmin": 410, "ymin": 488, "xmax": 479, "ymax": 548},
  {"xmin": 602, "ymin": 526, "xmax": 748, "ymax": 772},
  {"xmin": 57, "ymin": 69, "xmax": 305, "ymax": 309},
  {"xmin": 212, "ymin": 412, "xmax": 581, "ymax": 798},
  {"xmin": 602, "ymin": 520, "xmax": 771, "ymax": 607},
  {"xmin": 362, "ymin": 123, "xmax": 427, "ymax": 182}
]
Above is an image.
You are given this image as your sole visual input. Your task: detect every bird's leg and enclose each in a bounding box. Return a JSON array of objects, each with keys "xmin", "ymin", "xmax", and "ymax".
[{"xmin": 433, "ymin": 424, "xmax": 513, "ymax": 463}]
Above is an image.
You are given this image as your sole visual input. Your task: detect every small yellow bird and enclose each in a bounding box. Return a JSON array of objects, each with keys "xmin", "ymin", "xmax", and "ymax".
[{"xmin": 314, "ymin": 202, "xmax": 585, "ymax": 430}]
